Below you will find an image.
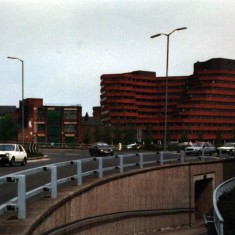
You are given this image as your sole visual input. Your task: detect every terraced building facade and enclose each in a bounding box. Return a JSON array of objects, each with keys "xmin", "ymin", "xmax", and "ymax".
[{"xmin": 100, "ymin": 58, "xmax": 235, "ymax": 143}]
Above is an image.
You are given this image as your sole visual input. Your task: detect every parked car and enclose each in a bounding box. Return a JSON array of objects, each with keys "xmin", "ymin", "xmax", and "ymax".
[
  {"xmin": 217, "ymin": 142, "xmax": 235, "ymax": 155},
  {"xmin": 89, "ymin": 142, "xmax": 114, "ymax": 156},
  {"xmin": 0, "ymin": 144, "xmax": 28, "ymax": 166},
  {"xmin": 185, "ymin": 142, "xmax": 216, "ymax": 156}
]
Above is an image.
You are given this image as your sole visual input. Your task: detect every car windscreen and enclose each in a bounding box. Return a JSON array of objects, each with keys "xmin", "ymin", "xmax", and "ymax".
[
  {"xmin": 0, "ymin": 144, "xmax": 15, "ymax": 151},
  {"xmin": 192, "ymin": 143, "xmax": 202, "ymax": 147},
  {"xmin": 98, "ymin": 144, "xmax": 109, "ymax": 147},
  {"xmin": 224, "ymin": 143, "xmax": 234, "ymax": 147}
]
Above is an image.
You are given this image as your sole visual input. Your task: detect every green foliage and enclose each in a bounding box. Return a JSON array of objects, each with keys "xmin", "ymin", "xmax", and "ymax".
[
  {"xmin": 167, "ymin": 143, "xmax": 186, "ymax": 152},
  {"xmin": 215, "ymin": 130, "xmax": 223, "ymax": 147},
  {"xmin": 230, "ymin": 128, "xmax": 235, "ymax": 142},
  {"xmin": 93, "ymin": 125, "xmax": 102, "ymax": 142},
  {"xmin": 198, "ymin": 131, "xmax": 204, "ymax": 141},
  {"xmin": 179, "ymin": 133, "xmax": 189, "ymax": 143},
  {"xmin": 123, "ymin": 125, "xmax": 136, "ymax": 145},
  {"xmin": 102, "ymin": 126, "xmax": 112, "ymax": 144},
  {"xmin": 144, "ymin": 126, "xmax": 153, "ymax": 148},
  {"xmin": 113, "ymin": 124, "xmax": 123, "ymax": 144},
  {"xmin": 0, "ymin": 115, "xmax": 19, "ymax": 142},
  {"xmin": 142, "ymin": 143, "xmax": 163, "ymax": 151},
  {"xmin": 82, "ymin": 126, "xmax": 91, "ymax": 144}
]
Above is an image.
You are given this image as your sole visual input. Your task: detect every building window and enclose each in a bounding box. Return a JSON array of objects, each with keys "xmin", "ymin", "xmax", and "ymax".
[
  {"xmin": 37, "ymin": 109, "xmax": 45, "ymax": 120},
  {"xmin": 37, "ymin": 124, "xmax": 45, "ymax": 132},
  {"xmin": 37, "ymin": 136, "xmax": 45, "ymax": 143},
  {"xmin": 64, "ymin": 110, "xmax": 77, "ymax": 120},
  {"xmin": 64, "ymin": 124, "xmax": 77, "ymax": 132}
]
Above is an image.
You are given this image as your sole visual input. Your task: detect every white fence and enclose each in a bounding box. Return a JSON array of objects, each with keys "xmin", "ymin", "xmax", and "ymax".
[{"xmin": 0, "ymin": 151, "xmax": 223, "ymax": 220}]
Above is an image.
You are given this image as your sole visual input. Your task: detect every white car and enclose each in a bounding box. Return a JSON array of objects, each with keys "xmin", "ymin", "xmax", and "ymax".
[
  {"xmin": 217, "ymin": 142, "xmax": 235, "ymax": 155},
  {"xmin": 185, "ymin": 142, "xmax": 216, "ymax": 156},
  {"xmin": 0, "ymin": 144, "xmax": 28, "ymax": 166},
  {"xmin": 126, "ymin": 143, "xmax": 142, "ymax": 149}
]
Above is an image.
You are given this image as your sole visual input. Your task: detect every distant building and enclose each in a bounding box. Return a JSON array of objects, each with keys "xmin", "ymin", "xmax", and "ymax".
[
  {"xmin": 20, "ymin": 98, "xmax": 83, "ymax": 144},
  {"xmin": 0, "ymin": 106, "xmax": 17, "ymax": 117},
  {"xmin": 82, "ymin": 112, "xmax": 101, "ymax": 143},
  {"xmin": 100, "ymin": 58, "xmax": 235, "ymax": 143}
]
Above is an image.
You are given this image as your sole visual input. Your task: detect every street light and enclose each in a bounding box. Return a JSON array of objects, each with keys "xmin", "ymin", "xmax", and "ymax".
[
  {"xmin": 150, "ymin": 27, "xmax": 187, "ymax": 151},
  {"xmin": 7, "ymin": 56, "xmax": 25, "ymax": 145}
]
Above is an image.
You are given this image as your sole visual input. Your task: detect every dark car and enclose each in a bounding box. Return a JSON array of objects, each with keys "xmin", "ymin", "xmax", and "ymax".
[{"xmin": 89, "ymin": 142, "xmax": 114, "ymax": 156}]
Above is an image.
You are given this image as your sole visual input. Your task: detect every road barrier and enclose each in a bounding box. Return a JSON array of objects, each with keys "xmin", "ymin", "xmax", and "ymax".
[{"xmin": 0, "ymin": 151, "xmax": 224, "ymax": 220}]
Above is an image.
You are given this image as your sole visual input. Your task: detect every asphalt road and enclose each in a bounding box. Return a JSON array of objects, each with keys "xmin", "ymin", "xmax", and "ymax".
[{"xmin": 0, "ymin": 148, "xmax": 158, "ymax": 205}]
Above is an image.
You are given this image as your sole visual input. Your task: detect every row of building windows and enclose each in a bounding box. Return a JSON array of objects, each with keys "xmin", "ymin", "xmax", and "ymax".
[
  {"xmin": 111, "ymin": 120, "xmax": 235, "ymax": 127},
  {"xmin": 181, "ymin": 108, "xmax": 235, "ymax": 112},
  {"xmin": 185, "ymin": 94, "xmax": 235, "ymax": 99},
  {"xmin": 37, "ymin": 124, "xmax": 77, "ymax": 132},
  {"xmin": 102, "ymin": 77, "xmax": 157, "ymax": 84},
  {"xmin": 37, "ymin": 110, "xmax": 78, "ymax": 120}
]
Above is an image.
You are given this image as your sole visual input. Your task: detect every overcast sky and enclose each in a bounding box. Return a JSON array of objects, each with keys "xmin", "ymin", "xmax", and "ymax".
[{"xmin": 1, "ymin": 0, "xmax": 235, "ymax": 115}]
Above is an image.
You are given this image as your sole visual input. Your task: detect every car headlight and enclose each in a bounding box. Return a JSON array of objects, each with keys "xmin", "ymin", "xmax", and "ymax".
[{"xmin": 5, "ymin": 153, "xmax": 10, "ymax": 158}]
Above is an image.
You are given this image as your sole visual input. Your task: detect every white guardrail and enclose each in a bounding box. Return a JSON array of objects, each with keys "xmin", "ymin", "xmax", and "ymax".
[
  {"xmin": 0, "ymin": 151, "xmax": 219, "ymax": 220},
  {"xmin": 213, "ymin": 176, "xmax": 235, "ymax": 235}
]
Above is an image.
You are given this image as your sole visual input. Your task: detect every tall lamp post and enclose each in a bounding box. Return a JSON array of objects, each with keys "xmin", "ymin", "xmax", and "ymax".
[
  {"xmin": 7, "ymin": 56, "xmax": 25, "ymax": 145},
  {"xmin": 150, "ymin": 27, "xmax": 187, "ymax": 151}
]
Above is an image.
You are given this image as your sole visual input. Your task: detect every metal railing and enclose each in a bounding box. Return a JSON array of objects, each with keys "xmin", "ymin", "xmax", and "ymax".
[
  {"xmin": 0, "ymin": 150, "xmax": 222, "ymax": 220},
  {"xmin": 213, "ymin": 176, "xmax": 235, "ymax": 235}
]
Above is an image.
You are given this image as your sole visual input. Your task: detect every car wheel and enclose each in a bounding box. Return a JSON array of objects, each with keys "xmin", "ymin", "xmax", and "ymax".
[
  {"xmin": 21, "ymin": 158, "xmax": 27, "ymax": 166},
  {"xmin": 10, "ymin": 158, "xmax": 15, "ymax": 167}
]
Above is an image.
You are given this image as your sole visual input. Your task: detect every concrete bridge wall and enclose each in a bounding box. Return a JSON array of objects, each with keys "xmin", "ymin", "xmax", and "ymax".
[{"xmin": 1, "ymin": 159, "xmax": 235, "ymax": 235}]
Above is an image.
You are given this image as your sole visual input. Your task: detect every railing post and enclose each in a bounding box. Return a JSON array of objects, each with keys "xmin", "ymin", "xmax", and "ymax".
[
  {"xmin": 76, "ymin": 160, "xmax": 82, "ymax": 186},
  {"xmin": 50, "ymin": 165, "xmax": 57, "ymax": 198},
  {"xmin": 97, "ymin": 157, "xmax": 103, "ymax": 178},
  {"xmin": 180, "ymin": 150, "xmax": 185, "ymax": 163},
  {"xmin": 160, "ymin": 152, "xmax": 164, "ymax": 165},
  {"xmin": 118, "ymin": 155, "xmax": 124, "ymax": 173},
  {"xmin": 17, "ymin": 175, "xmax": 26, "ymax": 219},
  {"xmin": 139, "ymin": 153, "xmax": 144, "ymax": 169}
]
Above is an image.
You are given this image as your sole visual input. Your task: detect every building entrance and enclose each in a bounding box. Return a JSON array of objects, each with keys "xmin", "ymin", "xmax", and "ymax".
[{"xmin": 194, "ymin": 173, "xmax": 214, "ymax": 219}]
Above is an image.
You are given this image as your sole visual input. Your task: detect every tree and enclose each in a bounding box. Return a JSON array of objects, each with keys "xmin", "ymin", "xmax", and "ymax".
[
  {"xmin": 198, "ymin": 131, "xmax": 204, "ymax": 141},
  {"xmin": 144, "ymin": 125, "xmax": 153, "ymax": 148},
  {"xmin": 215, "ymin": 130, "xmax": 223, "ymax": 147},
  {"xmin": 123, "ymin": 125, "xmax": 136, "ymax": 144},
  {"xmin": 102, "ymin": 126, "xmax": 112, "ymax": 144},
  {"xmin": 179, "ymin": 133, "xmax": 189, "ymax": 143},
  {"xmin": 82, "ymin": 126, "xmax": 91, "ymax": 144},
  {"xmin": 230, "ymin": 128, "xmax": 235, "ymax": 142},
  {"xmin": 113, "ymin": 124, "xmax": 123, "ymax": 144},
  {"xmin": 93, "ymin": 120, "xmax": 102, "ymax": 142},
  {"xmin": 0, "ymin": 115, "xmax": 19, "ymax": 142}
]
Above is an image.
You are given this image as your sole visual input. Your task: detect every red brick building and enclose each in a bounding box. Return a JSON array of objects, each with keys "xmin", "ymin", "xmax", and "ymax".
[
  {"xmin": 100, "ymin": 58, "xmax": 235, "ymax": 143},
  {"xmin": 21, "ymin": 98, "xmax": 82, "ymax": 144}
]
